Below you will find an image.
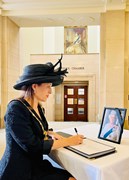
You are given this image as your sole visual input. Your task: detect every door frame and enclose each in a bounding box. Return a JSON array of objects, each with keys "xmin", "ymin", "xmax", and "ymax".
[
  {"xmin": 64, "ymin": 85, "xmax": 88, "ymax": 121},
  {"xmin": 55, "ymin": 75, "xmax": 96, "ymax": 122}
]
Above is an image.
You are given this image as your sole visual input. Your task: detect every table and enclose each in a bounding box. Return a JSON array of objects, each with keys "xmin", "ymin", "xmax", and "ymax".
[{"xmin": 48, "ymin": 122, "xmax": 129, "ymax": 180}]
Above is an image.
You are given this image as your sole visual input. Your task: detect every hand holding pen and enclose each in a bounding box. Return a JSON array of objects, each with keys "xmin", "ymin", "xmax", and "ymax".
[
  {"xmin": 61, "ymin": 128, "xmax": 84, "ymax": 146},
  {"xmin": 74, "ymin": 128, "xmax": 86, "ymax": 139}
]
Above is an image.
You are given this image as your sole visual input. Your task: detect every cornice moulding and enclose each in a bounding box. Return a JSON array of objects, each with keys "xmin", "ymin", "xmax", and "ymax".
[{"xmin": 1, "ymin": 7, "xmax": 106, "ymax": 16}]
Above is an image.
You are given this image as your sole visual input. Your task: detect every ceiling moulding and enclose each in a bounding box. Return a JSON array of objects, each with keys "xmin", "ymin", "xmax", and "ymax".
[
  {"xmin": 1, "ymin": 7, "xmax": 106, "ymax": 16},
  {"xmin": 1, "ymin": 1, "xmax": 106, "ymax": 10},
  {"xmin": 1, "ymin": 0, "xmax": 127, "ymax": 11},
  {"xmin": 106, "ymin": 4, "xmax": 126, "ymax": 10}
]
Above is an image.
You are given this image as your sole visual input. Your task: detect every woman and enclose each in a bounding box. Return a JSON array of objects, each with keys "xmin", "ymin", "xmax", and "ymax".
[{"xmin": 0, "ymin": 57, "xmax": 84, "ymax": 180}]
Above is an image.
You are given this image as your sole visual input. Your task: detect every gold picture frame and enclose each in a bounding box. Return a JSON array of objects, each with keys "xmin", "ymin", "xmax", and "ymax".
[{"xmin": 64, "ymin": 26, "xmax": 87, "ymax": 54}]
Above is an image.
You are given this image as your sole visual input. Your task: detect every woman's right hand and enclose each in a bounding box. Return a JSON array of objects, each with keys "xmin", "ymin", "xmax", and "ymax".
[
  {"xmin": 67, "ymin": 135, "xmax": 84, "ymax": 146},
  {"xmin": 51, "ymin": 134, "xmax": 84, "ymax": 150}
]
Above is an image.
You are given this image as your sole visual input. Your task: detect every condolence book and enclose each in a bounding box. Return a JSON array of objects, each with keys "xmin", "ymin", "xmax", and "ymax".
[{"xmin": 57, "ymin": 131, "xmax": 116, "ymax": 159}]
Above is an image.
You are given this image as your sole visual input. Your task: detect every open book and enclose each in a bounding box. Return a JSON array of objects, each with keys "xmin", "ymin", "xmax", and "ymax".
[{"xmin": 57, "ymin": 131, "xmax": 116, "ymax": 159}]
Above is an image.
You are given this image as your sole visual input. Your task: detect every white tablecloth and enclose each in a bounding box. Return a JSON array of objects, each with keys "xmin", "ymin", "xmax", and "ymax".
[{"xmin": 48, "ymin": 122, "xmax": 129, "ymax": 180}]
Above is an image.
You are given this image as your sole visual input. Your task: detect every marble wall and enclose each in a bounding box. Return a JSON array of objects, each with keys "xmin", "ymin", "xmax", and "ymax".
[
  {"xmin": 0, "ymin": 16, "xmax": 20, "ymax": 128},
  {"xmin": 100, "ymin": 10, "xmax": 129, "ymax": 128}
]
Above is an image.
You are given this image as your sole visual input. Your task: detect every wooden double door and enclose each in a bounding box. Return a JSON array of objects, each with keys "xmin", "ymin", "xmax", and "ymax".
[{"xmin": 64, "ymin": 85, "xmax": 88, "ymax": 121}]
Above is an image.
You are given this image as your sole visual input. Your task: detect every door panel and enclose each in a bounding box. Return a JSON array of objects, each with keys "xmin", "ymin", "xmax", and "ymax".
[{"xmin": 64, "ymin": 86, "xmax": 88, "ymax": 121}]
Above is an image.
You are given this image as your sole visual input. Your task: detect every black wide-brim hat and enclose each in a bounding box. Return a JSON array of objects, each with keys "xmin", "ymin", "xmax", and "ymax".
[{"xmin": 13, "ymin": 55, "xmax": 68, "ymax": 90}]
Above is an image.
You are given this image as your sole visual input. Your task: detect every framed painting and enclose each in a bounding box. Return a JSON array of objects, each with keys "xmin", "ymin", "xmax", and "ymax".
[
  {"xmin": 64, "ymin": 26, "xmax": 87, "ymax": 54},
  {"xmin": 98, "ymin": 107, "xmax": 127, "ymax": 144}
]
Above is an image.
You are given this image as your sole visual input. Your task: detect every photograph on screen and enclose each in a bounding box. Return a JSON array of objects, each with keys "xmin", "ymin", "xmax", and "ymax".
[{"xmin": 98, "ymin": 107, "xmax": 127, "ymax": 144}]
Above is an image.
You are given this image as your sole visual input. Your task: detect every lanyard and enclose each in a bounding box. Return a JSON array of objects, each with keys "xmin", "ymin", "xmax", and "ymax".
[{"xmin": 17, "ymin": 98, "xmax": 48, "ymax": 140}]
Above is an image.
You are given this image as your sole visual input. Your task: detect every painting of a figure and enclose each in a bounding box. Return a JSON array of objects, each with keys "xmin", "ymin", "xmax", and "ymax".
[
  {"xmin": 64, "ymin": 27, "xmax": 87, "ymax": 54},
  {"xmin": 98, "ymin": 107, "xmax": 127, "ymax": 144}
]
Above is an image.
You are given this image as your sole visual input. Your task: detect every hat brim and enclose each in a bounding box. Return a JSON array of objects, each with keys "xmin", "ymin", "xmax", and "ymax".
[{"xmin": 13, "ymin": 76, "xmax": 64, "ymax": 90}]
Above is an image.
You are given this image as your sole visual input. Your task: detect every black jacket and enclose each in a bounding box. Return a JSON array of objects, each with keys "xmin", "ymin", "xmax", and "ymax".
[{"xmin": 0, "ymin": 99, "xmax": 54, "ymax": 180}]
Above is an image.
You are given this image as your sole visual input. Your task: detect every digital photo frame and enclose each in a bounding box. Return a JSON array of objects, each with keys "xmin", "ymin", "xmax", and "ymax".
[{"xmin": 98, "ymin": 107, "xmax": 127, "ymax": 144}]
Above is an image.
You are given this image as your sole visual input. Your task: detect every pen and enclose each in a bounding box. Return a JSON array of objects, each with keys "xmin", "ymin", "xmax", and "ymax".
[
  {"xmin": 74, "ymin": 127, "xmax": 86, "ymax": 139},
  {"xmin": 74, "ymin": 128, "xmax": 78, "ymax": 135}
]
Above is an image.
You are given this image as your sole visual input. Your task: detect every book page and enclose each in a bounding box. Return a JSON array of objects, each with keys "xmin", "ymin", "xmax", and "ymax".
[{"xmin": 69, "ymin": 138, "xmax": 115, "ymax": 155}]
